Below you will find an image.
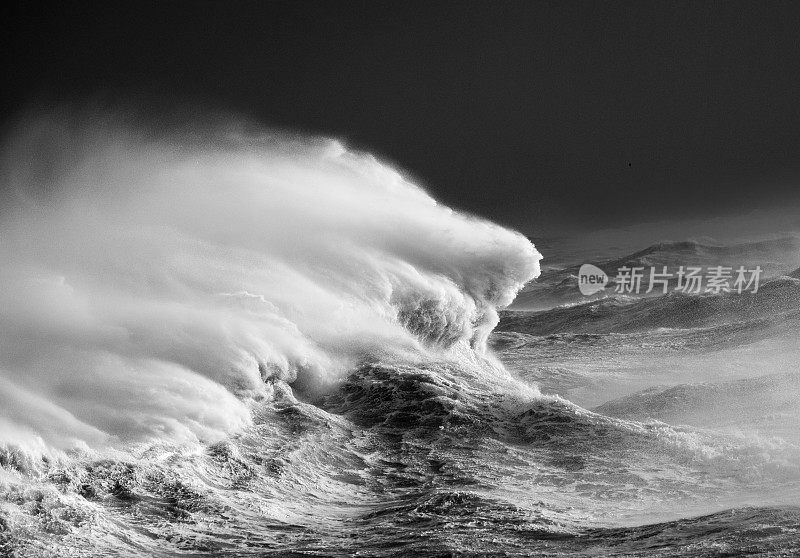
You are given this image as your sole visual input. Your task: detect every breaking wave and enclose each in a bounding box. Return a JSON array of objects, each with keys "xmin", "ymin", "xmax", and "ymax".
[{"xmin": 0, "ymin": 109, "xmax": 541, "ymax": 454}]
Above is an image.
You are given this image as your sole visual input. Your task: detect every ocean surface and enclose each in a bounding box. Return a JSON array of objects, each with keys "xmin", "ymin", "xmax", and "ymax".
[{"xmin": 1, "ymin": 113, "xmax": 799, "ymax": 556}]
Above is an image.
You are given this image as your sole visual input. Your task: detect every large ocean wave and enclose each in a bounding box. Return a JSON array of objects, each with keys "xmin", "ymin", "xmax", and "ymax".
[{"xmin": 0, "ymin": 110, "xmax": 541, "ymax": 455}]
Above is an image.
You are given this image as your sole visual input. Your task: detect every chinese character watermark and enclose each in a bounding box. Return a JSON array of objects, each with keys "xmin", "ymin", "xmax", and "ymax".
[{"xmin": 578, "ymin": 264, "xmax": 762, "ymax": 296}]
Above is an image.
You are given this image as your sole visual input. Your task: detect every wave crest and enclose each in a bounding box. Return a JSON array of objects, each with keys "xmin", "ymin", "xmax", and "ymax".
[{"xmin": 0, "ymin": 110, "xmax": 541, "ymax": 451}]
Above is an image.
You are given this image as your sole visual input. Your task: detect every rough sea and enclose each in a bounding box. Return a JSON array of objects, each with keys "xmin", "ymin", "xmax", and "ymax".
[{"xmin": 1, "ymin": 112, "xmax": 798, "ymax": 557}]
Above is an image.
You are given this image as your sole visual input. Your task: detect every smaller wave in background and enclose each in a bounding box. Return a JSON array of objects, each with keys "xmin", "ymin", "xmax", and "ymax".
[{"xmin": 513, "ymin": 236, "xmax": 800, "ymax": 310}]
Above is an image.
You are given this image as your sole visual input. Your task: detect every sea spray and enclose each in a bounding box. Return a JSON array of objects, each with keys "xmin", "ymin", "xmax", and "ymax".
[{"xmin": 0, "ymin": 110, "xmax": 542, "ymax": 452}]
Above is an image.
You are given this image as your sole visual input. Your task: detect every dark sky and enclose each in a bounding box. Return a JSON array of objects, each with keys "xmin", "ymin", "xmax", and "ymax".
[{"xmin": 5, "ymin": 1, "xmax": 800, "ymax": 234}]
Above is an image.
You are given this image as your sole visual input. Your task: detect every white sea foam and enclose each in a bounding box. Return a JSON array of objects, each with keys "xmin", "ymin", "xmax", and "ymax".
[{"xmin": 0, "ymin": 110, "xmax": 541, "ymax": 452}]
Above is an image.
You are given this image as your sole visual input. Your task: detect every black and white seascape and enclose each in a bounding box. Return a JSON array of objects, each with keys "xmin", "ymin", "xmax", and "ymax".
[{"xmin": 3, "ymin": 3, "xmax": 800, "ymax": 557}]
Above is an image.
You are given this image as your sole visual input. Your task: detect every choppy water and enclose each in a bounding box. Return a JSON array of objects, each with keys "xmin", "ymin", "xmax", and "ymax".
[{"xmin": 4, "ymin": 332, "xmax": 800, "ymax": 556}]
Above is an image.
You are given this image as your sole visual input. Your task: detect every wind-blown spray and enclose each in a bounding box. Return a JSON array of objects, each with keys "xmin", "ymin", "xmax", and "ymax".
[{"xmin": 0, "ymin": 111, "xmax": 541, "ymax": 452}]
